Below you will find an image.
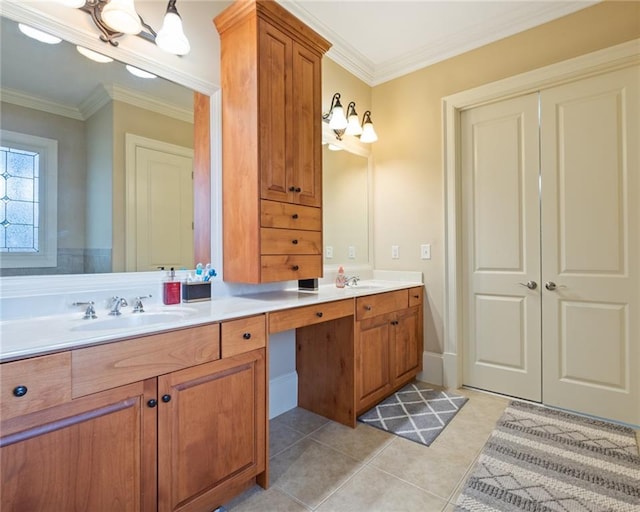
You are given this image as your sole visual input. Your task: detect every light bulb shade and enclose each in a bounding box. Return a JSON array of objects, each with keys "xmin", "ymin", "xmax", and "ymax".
[
  {"xmin": 56, "ymin": 0, "xmax": 87, "ymax": 7},
  {"xmin": 76, "ymin": 45, "xmax": 113, "ymax": 63},
  {"xmin": 101, "ymin": 0, "xmax": 142, "ymax": 34},
  {"xmin": 126, "ymin": 64, "xmax": 157, "ymax": 79},
  {"xmin": 18, "ymin": 24, "xmax": 62, "ymax": 44},
  {"xmin": 328, "ymin": 144, "xmax": 343, "ymax": 151},
  {"xmin": 360, "ymin": 111, "xmax": 378, "ymax": 143},
  {"xmin": 329, "ymin": 105, "xmax": 348, "ymax": 131},
  {"xmin": 344, "ymin": 101, "xmax": 362, "ymax": 136},
  {"xmin": 156, "ymin": 11, "xmax": 190, "ymax": 55}
]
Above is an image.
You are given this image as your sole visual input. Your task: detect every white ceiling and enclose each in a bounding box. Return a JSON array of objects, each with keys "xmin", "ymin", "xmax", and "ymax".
[{"xmin": 279, "ymin": 0, "xmax": 599, "ymax": 86}]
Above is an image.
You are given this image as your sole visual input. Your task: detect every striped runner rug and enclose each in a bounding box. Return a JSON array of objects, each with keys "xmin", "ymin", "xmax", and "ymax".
[{"xmin": 455, "ymin": 401, "xmax": 640, "ymax": 511}]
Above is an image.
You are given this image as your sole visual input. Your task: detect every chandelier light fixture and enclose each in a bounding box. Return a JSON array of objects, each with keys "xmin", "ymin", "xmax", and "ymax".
[
  {"xmin": 322, "ymin": 92, "xmax": 378, "ymax": 143},
  {"xmin": 57, "ymin": 0, "xmax": 191, "ymax": 56}
]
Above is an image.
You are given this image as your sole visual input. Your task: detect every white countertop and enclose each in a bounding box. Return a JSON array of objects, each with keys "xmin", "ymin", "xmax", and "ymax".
[{"xmin": 0, "ymin": 280, "xmax": 422, "ymax": 362}]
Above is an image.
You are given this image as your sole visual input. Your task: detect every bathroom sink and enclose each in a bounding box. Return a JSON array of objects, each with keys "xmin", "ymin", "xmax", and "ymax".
[
  {"xmin": 70, "ymin": 310, "xmax": 196, "ymax": 332},
  {"xmin": 345, "ymin": 284, "xmax": 383, "ymax": 290}
]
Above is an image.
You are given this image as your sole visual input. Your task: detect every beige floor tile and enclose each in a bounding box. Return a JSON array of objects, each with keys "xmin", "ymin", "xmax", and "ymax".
[
  {"xmin": 270, "ymin": 438, "xmax": 364, "ymax": 509},
  {"xmin": 271, "ymin": 407, "xmax": 330, "ymax": 435},
  {"xmin": 369, "ymin": 436, "xmax": 476, "ymax": 501},
  {"xmin": 310, "ymin": 421, "xmax": 395, "ymax": 462},
  {"xmin": 270, "ymin": 421, "xmax": 307, "ymax": 458},
  {"xmin": 224, "ymin": 485, "xmax": 310, "ymax": 511},
  {"xmin": 316, "ymin": 465, "xmax": 448, "ymax": 512}
]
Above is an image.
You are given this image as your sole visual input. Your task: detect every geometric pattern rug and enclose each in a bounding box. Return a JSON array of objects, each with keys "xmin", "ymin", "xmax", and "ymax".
[
  {"xmin": 455, "ymin": 401, "xmax": 640, "ymax": 511},
  {"xmin": 357, "ymin": 381, "xmax": 468, "ymax": 447}
]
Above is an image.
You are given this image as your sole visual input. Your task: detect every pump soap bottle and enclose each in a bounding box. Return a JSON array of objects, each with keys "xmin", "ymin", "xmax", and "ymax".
[
  {"xmin": 335, "ymin": 266, "xmax": 346, "ymax": 288},
  {"xmin": 163, "ymin": 267, "xmax": 181, "ymax": 305}
]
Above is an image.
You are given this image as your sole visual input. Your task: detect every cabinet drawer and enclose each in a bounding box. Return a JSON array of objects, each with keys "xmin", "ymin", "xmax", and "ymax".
[
  {"xmin": 261, "ymin": 200, "xmax": 322, "ymax": 231},
  {"xmin": 356, "ymin": 290, "xmax": 408, "ymax": 321},
  {"xmin": 261, "ymin": 255, "xmax": 322, "ymax": 282},
  {"xmin": 72, "ymin": 323, "xmax": 220, "ymax": 397},
  {"xmin": 269, "ymin": 299, "xmax": 353, "ymax": 333},
  {"xmin": 261, "ymin": 228, "xmax": 321, "ymax": 255},
  {"xmin": 221, "ymin": 315, "xmax": 266, "ymax": 357},
  {"xmin": 1, "ymin": 352, "xmax": 72, "ymax": 420},
  {"xmin": 408, "ymin": 286, "xmax": 424, "ymax": 307}
]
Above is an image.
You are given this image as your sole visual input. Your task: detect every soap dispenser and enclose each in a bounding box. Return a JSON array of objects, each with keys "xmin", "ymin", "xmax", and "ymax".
[
  {"xmin": 163, "ymin": 267, "xmax": 181, "ymax": 305},
  {"xmin": 335, "ymin": 266, "xmax": 346, "ymax": 288}
]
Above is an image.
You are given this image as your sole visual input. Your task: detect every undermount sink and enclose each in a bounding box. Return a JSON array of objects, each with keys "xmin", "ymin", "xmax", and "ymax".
[
  {"xmin": 345, "ymin": 284, "xmax": 382, "ymax": 290},
  {"xmin": 70, "ymin": 309, "xmax": 197, "ymax": 332}
]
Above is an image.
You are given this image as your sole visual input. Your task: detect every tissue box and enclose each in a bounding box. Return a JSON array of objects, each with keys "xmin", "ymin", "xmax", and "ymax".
[{"xmin": 182, "ymin": 281, "xmax": 212, "ymax": 303}]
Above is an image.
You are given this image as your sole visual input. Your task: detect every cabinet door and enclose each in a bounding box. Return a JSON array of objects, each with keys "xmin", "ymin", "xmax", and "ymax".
[
  {"xmin": 1, "ymin": 380, "xmax": 156, "ymax": 512},
  {"xmin": 157, "ymin": 349, "xmax": 266, "ymax": 512},
  {"xmin": 291, "ymin": 41, "xmax": 322, "ymax": 207},
  {"xmin": 259, "ymin": 21, "xmax": 292, "ymax": 204},
  {"xmin": 392, "ymin": 306, "xmax": 422, "ymax": 386},
  {"xmin": 356, "ymin": 315, "xmax": 392, "ymax": 413}
]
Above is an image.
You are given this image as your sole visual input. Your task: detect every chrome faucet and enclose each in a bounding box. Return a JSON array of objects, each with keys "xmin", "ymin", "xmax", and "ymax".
[
  {"xmin": 73, "ymin": 300, "xmax": 97, "ymax": 319},
  {"xmin": 344, "ymin": 275, "xmax": 360, "ymax": 287},
  {"xmin": 132, "ymin": 295, "xmax": 152, "ymax": 313},
  {"xmin": 109, "ymin": 296, "xmax": 128, "ymax": 316}
]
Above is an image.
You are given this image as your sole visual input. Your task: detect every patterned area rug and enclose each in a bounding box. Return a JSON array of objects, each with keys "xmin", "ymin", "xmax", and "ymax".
[
  {"xmin": 357, "ymin": 381, "xmax": 468, "ymax": 446},
  {"xmin": 455, "ymin": 401, "xmax": 640, "ymax": 511}
]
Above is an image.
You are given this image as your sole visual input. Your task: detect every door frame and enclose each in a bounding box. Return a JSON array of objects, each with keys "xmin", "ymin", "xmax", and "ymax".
[{"xmin": 441, "ymin": 39, "xmax": 639, "ymax": 389}]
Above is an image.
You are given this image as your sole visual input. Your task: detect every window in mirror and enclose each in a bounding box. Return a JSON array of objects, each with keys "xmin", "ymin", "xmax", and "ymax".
[{"xmin": 1, "ymin": 130, "xmax": 58, "ymax": 268}]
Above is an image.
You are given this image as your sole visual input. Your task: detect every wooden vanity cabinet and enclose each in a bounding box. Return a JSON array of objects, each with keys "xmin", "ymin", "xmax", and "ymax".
[
  {"xmin": 0, "ymin": 316, "xmax": 268, "ymax": 512},
  {"xmin": 215, "ymin": 0, "xmax": 331, "ymax": 284},
  {"xmin": 355, "ymin": 287, "xmax": 424, "ymax": 414}
]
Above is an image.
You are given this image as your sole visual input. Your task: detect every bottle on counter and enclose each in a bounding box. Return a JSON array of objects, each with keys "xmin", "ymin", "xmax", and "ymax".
[
  {"xmin": 163, "ymin": 267, "xmax": 181, "ymax": 305},
  {"xmin": 335, "ymin": 266, "xmax": 346, "ymax": 288}
]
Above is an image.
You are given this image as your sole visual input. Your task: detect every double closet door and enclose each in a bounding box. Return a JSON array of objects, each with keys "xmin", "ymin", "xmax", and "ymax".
[{"xmin": 461, "ymin": 66, "xmax": 639, "ymax": 425}]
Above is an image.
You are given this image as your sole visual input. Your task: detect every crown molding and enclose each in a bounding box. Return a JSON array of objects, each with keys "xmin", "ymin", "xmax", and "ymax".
[{"xmin": 1, "ymin": 88, "xmax": 84, "ymax": 120}]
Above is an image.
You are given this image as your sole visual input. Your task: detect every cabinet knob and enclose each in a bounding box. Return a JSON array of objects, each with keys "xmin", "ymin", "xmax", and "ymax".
[
  {"xmin": 413, "ymin": 294, "xmax": 420, "ymax": 299},
  {"xmin": 292, "ymin": 239, "xmax": 299, "ymax": 245},
  {"xmin": 316, "ymin": 312, "xmax": 323, "ymax": 318},
  {"xmin": 291, "ymin": 265, "xmax": 299, "ymax": 271},
  {"xmin": 13, "ymin": 385, "xmax": 28, "ymax": 397},
  {"xmin": 294, "ymin": 187, "xmax": 301, "ymax": 193},
  {"xmin": 289, "ymin": 186, "xmax": 296, "ymax": 192},
  {"xmin": 364, "ymin": 305, "xmax": 372, "ymax": 311},
  {"xmin": 243, "ymin": 332, "xmax": 252, "ymax": 340},
  {"xmin": 147, "ymin": 399, "xmax": 158, "ymax": 408},
  {"xmin": 292, "ymin": 213, "xmax": 299, "ymax": 219},
  {"xmin": 391, "ymin": 320, "xmax": 399, "ymax": 326},
  {"xmin": 161, "ymin": 394, "xmax": 172, "ymax": 403}
]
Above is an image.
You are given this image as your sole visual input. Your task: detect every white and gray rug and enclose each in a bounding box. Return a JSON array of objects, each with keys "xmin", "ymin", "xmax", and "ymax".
[
  {"xmin": 357, "ymin": 381, "xmax": 468, "ymax": 446},
  {"xmin": 455, "ymin": 401, "xmax": 640, "ymax": 512}
]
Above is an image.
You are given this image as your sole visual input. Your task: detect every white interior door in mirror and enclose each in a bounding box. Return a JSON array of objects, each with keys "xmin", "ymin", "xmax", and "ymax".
[{"xmin": 125, "ymin": 134, "xmax": 194, "ymax": 271}]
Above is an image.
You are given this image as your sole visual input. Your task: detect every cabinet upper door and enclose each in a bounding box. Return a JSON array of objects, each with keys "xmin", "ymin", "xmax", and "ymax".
[{"xmin": 259, "ymin": 21, "xmax": 292, "ymax": 203}]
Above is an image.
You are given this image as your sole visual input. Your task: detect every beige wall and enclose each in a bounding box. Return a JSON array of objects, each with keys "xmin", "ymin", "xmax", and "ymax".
[{"xmin": 371, "ymin": 1, "xmax": 640, "ymax": 355}]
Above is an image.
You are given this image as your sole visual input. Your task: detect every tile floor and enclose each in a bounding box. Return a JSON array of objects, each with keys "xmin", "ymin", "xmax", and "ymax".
[{"xmin": 224, "ymin": 385, "xmax": 510, "ymax": 512}]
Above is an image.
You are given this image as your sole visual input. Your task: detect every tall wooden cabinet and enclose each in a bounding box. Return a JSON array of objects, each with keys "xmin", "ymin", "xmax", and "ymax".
[{"xmin": 215, "ymin": 0, "xmax": 331, "ymax": 284}]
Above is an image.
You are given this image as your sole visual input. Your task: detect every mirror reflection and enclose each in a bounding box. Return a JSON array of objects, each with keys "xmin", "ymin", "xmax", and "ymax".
[
  {"xmin": 0, "ymin": 16, "xmax": 195, "ymax": 276},
  {"xmin": 322, "ymin": 144, "xmax": 369, "ymax": 266}
]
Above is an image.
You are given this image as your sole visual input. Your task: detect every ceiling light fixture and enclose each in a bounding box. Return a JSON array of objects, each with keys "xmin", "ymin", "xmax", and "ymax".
[
  {"xmin": 18, "ymin": 23, "xmax": 62, "ymax": 45},
  {"xmin": 322, "ymin": 93, "xmax": 378, "ymax": 143},
  {"xmin": 59, "ymin": 0, "xmax": 191, "ymax": 55}
]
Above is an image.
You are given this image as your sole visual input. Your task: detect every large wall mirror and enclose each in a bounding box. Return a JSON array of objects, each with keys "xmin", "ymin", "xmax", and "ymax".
[
  {"xmin": 0, "ymin": 15, "xmax": 208, "ymax": 276},
  {"xmin": 322, "ymin": 123, "xmax": 373, "ymax": 269}
]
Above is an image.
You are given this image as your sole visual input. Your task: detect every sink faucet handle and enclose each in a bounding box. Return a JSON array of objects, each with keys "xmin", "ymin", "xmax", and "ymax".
[
  {"xmin": 73, "ymin": 300, "xmax": 97, "ymax": 320},
  {"xmin": 132, "ymin": 294, "xmax": 152, "ymax": 313},
  {"xmin": 109, "ymin": 296, "xmax": 128, "ymax": 316}
]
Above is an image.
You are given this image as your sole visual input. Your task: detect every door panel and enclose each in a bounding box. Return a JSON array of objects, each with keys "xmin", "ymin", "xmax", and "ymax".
[
  {"xmin": 461, "ymin": 93, "xmax": 542, "ymax": 401},
  {"xmin": 541, "ymin": 66, "xmax": 640, "ymax": 424}
]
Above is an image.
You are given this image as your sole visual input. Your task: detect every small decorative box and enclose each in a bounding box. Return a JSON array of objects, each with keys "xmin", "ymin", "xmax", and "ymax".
[{"xmin": 182, "ymin": 281, "xmax": 212, "ymax": 303}]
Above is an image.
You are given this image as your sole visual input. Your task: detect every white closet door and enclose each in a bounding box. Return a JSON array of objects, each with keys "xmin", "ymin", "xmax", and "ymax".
[
  {"xmin": 461, "ymin": 93, "xmax": 542, "ymax": 401},
  {"xmin": 540, "ymin": 66, "xmax": 640, "ymax": 425}
]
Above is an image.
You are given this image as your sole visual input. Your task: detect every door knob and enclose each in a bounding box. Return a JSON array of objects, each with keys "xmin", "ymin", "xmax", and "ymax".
[
  {"xmin": 545, "ymin": 281, "xmax": 557, "ymax": 291},
  {"xmin": 518, "ymin": 281, "xmax": 538, "ymax": 290}
]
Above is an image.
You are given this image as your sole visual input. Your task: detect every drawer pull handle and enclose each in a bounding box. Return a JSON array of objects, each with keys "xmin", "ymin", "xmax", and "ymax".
[
  {"xmin": 316, "ymin": 312, "xmax": 323, "ymax": 318},
  {"xmin": 364, "ymin": 305, "xmax": 372, "ymax": 311},
  {"xmin": 162, "ymin": 394, "xmax": 172, "ymax": 403},
  {"xmin": 243, "ymin": 332, "xmax": 252, "ymax": 340},
  {"xmin": 291, "ymin": 265, "xmax": 300, "ymax": 271},
  {"xmin": 13, "ymin": 385, "xmax": 28, "ymax": 398},
  {"xmin": 292, "ymin": 239, "xmax": 299, "ymax": 245},
  {"xmin": 292, "ymin": 213, "xmax": 299, "ymax": 219},
  {"xmin": 147, "ymin": 399, "xmax": 158, "ymax": 408}
]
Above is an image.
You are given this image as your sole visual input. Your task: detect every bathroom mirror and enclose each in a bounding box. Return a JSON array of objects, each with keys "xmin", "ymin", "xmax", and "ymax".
[
  {"xmin": 0, "ymin": 15, "xmax": 198, "ymax": 276},
  {"xmin": 322, "ymin": 124, "xmax": 372, "ymax": 268}
]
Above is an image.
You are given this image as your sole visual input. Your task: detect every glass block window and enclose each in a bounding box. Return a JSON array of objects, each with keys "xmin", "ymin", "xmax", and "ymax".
[{"xmin": 0, "ymin": 130, "xmax": 57, "ymax": 268}]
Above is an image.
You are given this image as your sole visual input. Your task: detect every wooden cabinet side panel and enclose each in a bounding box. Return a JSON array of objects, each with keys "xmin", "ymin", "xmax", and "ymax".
[
  {"xmin": 1, "ymin": 381, "xmax": 154, "ymax": 512},
  {"xmin": 259, "ymin": 21, "xmax": 292, "ymax": 203},
  {"xmin": 292, "ymin": 41, "xmax": 322, "ymax": 207},
  {"xmin": 158, "ymin": 350, "xmax": 266, "ymax": 512}
]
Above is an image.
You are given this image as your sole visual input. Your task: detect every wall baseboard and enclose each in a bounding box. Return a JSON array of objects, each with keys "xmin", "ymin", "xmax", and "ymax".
[
  {"xmin": 417, "ymin": 351, "xmax": 443, "ymax": 386},
  {"xmin": 269, "ymin": 371, "xmax": 298, "ymax": 419}
]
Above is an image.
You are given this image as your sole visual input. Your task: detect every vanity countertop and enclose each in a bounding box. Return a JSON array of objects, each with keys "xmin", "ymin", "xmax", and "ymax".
[{"xmin": 0, "ymin": 280, "xmax": 422, "ymax": 363}]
